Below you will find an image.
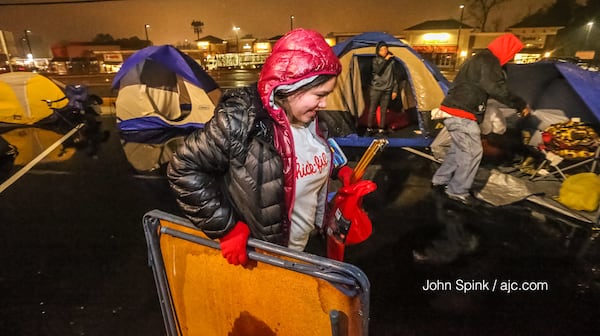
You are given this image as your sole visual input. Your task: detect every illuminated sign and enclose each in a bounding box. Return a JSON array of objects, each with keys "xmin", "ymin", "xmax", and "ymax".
[
  {"xmin": 255, "ymin": 42, "xmax": 270, "ymax": 51},
  {"xmin": 103, "ymin": 53, "xmax": 123, "ymax": 62},
  {"xmin": 422, "ymin": 33, "xmax": 450, "ymax": 43}
]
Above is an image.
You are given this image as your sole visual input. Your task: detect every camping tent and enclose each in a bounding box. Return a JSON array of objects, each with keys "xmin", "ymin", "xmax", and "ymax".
[
  {"xmin": 112, "ymin": 45, "xmax": 222, "ymax": 131},
  {"xmin": 0, "ymin": 72, "xmax": 68, "ymax": 125},
  {"xmin": 506, "ymin": 61, "xmax": 600, "ymax": 123},
  {"xmin": 320, "ymin": 32, "xmax": 450, "ymax": 147}
]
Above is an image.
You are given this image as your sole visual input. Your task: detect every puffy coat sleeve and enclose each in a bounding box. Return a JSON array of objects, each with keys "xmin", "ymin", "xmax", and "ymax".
[{"xmin": 167, "ymin": 92, "xmax": 251, "ymax": 239}]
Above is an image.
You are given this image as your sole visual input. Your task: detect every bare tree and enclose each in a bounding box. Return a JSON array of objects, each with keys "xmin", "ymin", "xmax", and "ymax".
[
  {"xmin": 191, "ymin": 20, "xmax": 205, "ymax": 41},
  {"xmin": 466, "ymin": 0, "xmax": 511, "ymax": 32},
  {"xmin": 490, "ymin": 17, "xmax": 503, "ymax": 32}
]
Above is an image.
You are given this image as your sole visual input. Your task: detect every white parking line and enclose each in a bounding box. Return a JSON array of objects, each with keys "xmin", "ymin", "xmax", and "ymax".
[{"xmin": 0, "ymin": 123, "xmax": 85, "ymax": 194}]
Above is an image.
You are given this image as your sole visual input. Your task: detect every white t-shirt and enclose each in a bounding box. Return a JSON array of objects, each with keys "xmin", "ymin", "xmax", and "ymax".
[{"xmin": 288, "ymin": 125, "xmax": 330, "ymax": 251}]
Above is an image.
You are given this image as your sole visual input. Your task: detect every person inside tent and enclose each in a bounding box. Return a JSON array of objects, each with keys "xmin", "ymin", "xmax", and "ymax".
[
  {"xmin": 431, "ymin": 33, "xmax": 530, "ymax": 205},
  {"xmin": 168, "ymin": 28, "xmax": 369, "ymax": 265},
  {"xmin": 366, "ymin": 41, "xmax": 399, "ymax": 135}
]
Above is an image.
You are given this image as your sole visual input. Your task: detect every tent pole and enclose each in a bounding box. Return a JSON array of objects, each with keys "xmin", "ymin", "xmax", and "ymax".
[{"xmin": 401, "ymin": 146, "xmax": 442, "ymax": 163}]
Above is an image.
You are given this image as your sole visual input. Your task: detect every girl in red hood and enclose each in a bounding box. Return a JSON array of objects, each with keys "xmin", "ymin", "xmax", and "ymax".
[
  {"xmin": 168, "ymin": 29, "xmax": 348, "ymax": 265},
  {"xmin": 431, "ymin": 33, "xmax": 530, "ymax": 205}
]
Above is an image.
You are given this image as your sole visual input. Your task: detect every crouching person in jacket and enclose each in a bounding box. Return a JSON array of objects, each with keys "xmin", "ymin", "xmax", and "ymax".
[
  {"xmin": 167, "ymin": 28, "xmax": 346, "ymax": 265},
  {"xmin": 431, "ymin": 33, "xmax": 530, "ymax": 205}
]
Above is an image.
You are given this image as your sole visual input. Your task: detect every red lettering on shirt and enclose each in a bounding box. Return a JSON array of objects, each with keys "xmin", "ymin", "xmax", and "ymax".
[{"xmin": 296, "ymin": 152, "xmax": 329, "ymax": 179}]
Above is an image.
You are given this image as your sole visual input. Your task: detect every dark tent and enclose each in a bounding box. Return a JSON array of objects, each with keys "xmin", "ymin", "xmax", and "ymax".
[{"xmin": 506, "ymin": 61, "xmax": 600, "ymax": 123}]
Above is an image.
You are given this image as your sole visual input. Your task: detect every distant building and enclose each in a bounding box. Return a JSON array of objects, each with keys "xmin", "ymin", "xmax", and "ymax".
[
  {"xmin": 196, "ymin": 35, "xmax": 227, "ymax": 55},
  {"xmin": 507, "ymin": 17, "xmax": 566, "ymax": 63},
  {"xmin": 403, "ymin": 19, "xmax": 474, "ymax": 69},
  {"xmin": 1, "ymin": 30, "xmax": 52, "ymax": 71},
  {"xmin": 402, "ymin": 18, "xmax": 567, "ymax": 67},
  {"xmin": 51, "ymin": 42, "xmax": 120, "ymax": 59},
  {"xmin": 48, "ymin": 42, "xmax": 120, "ymax": 75}
]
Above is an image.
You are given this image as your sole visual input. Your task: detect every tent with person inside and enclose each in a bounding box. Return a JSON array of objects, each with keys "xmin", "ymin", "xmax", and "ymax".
[
  {"xmin": 0, "ymin": 72, "xmax": 68, "ymax": 126},
  {"xmin": 318, "ymin": 32, "xmax": 450, "ymax": 148},
  {"xmin": 112, "ymin": 45, "xmax": 222, "ymax": 132}
]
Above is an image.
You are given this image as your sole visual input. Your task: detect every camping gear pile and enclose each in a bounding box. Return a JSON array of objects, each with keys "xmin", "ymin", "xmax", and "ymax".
[{"xmin": 465, "ymin": 60, "xmax": 600, "ymax": 219}]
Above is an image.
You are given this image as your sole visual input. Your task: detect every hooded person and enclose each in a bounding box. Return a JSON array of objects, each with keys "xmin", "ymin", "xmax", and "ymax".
[
  {"xmin": 431, "ymin": 33, "xmax": 530, "ymax": 205},
  {"xmin": 167, "ymin": 28, "xmax": 351, "ymax": 265},
  {"xmin": 366, "ymin": 41, "xmax": 399, "ymax": 134}
]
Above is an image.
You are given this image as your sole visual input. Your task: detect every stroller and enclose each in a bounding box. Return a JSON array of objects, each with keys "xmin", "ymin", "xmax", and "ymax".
[
  {"xmin": 41, "ymin": 84, "xmax": 109, "ymax": 156},
  {"xmin": 41, "ymin": 84, "xmax": 103, "ymax": 126}
]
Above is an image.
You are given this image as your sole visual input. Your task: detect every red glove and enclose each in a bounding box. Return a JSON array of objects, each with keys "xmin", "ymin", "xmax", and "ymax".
[
  {"xmin": 219, "ymin": 221, "xmax": 250, "ymax": 265},
  {"xmin": 337, "ymin": 166, "xmax": 353, "ymax": 186}
]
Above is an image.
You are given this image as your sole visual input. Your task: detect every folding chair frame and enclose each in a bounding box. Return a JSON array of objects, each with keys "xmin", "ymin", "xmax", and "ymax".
[
  {"xmin": 143, "ymin": 209, "xmax": 371, "ymax": 336},
  {"xmin": 530, "ymin": 146, "xmax": 600, "ymax": 181}
]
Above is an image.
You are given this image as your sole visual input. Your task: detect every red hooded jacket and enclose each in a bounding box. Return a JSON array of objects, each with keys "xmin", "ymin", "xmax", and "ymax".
[
  {"xmin": 440, "ymin": 33, "xmax": 526, "ymax": 121},
  {"xmin": 258, "ymin": 28, "xmax": 341, "ymax": 220},
  {"xmin": 487, "ymin": 33, "xmax": 524, "ymax": 66},
  {"xmin": 168, "ymin": 29, "xmax": 341, "ymax": 244}
]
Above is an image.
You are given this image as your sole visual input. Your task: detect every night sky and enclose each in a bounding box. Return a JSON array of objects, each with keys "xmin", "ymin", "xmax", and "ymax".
[{"xmin": 1, "ymin": 0, "xmax": 554, "ymax": 48}]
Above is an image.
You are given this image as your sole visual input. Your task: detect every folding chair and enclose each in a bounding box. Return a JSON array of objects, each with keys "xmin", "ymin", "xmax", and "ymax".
[
  {"xmin": 530, "ymin": 145, "xmax": 600, "ymax": 181},
  {"xmin": 143, "ymin": 210, "xmax": 370, "ymax": 336}
]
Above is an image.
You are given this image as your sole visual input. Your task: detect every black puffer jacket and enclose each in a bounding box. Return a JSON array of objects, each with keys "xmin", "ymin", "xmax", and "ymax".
[
  {"xmin": 167, "ymin": 85, "xmax": 288, "ymax": 244},
  {"xmin": 441, "ymin": 49, "xmax": 526, "ymax": 122}
]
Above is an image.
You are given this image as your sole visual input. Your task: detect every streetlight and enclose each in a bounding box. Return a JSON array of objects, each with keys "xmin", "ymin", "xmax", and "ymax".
[
  {"xmin": 144, "ymin": 24, "xmax": 151, "ymax": 44},
  {"xmin": 585, "ymin": 21, "xmax": 594, "ymax": 49},
  {"xmin": 23, "ymin": 29, "xmax": 33, "ymax": 57},
  {"xmin": 453, "ymin": 4, "xmax": 465, "ymax": 71},
  {"xmin": 233, "ymin": 26, "xmax": 240, "ymax": 53},
  {"xmin": 290, "ymin": 15, "xmax": 295, "ymax": 31}
]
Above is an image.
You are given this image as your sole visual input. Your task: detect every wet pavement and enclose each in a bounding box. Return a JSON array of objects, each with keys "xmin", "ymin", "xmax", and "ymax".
[{"xmin": 1, "ymin": 78, "xmax": 600, "ymax": 335}]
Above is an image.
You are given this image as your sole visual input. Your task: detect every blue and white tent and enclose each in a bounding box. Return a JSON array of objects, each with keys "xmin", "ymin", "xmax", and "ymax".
[
  {"xmin": 321, "ymin": 32, "xmax": 450, "ymax": 147},
  {"xmin": 112, "ymin": 45, "xmax": 221, "ymax": 131}
]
